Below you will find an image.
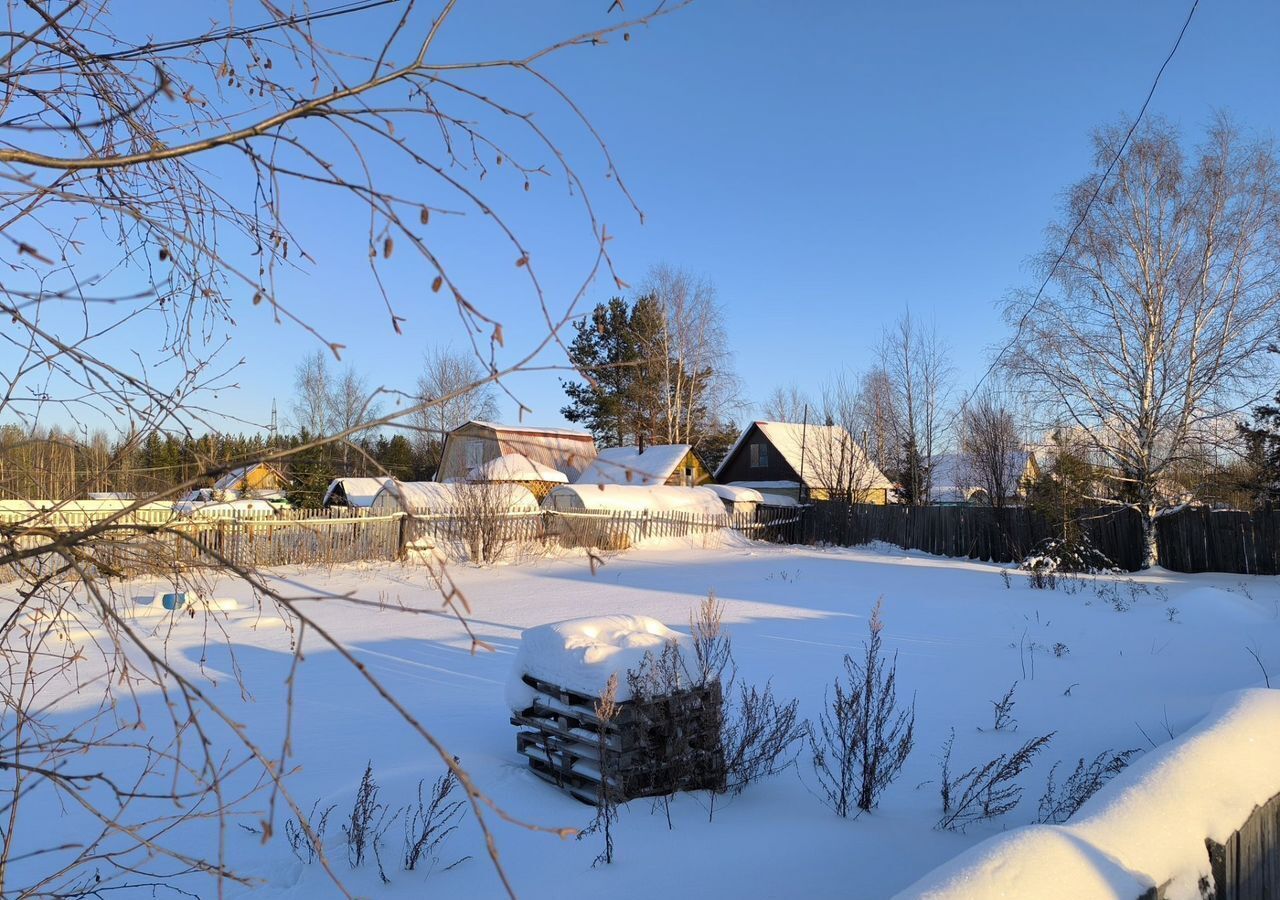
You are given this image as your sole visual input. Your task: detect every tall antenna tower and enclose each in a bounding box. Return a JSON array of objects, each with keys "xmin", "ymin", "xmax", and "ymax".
[{"xmin": 269, "ymin": 399, "xmax": 278, "ymax": 443}]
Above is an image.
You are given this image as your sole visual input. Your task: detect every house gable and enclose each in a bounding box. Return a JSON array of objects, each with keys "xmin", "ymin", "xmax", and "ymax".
[{"xmin": 714, "ymin": 423, "xmax": 802, "ymax": 486}]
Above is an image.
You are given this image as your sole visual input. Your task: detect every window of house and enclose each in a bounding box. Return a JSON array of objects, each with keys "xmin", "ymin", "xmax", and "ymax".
[
  {"xmin": 464, "ymin": 440, "xmax": 485, "ymax": 470},
  {"xmin": 749, "ymin": 443, "xmax": 769, "ymax": 468}
]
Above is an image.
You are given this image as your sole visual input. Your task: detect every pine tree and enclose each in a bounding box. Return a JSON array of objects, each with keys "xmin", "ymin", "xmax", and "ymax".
[{"xmin": 560, "ymin": 296, "xmax": 666, "ymax": 446}]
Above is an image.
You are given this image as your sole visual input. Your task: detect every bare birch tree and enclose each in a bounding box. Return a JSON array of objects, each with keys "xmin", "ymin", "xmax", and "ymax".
[
  {"xmin": 0, "ymin": 1, "xmax": 692, "ymax": 895},
  {"xmin": 851, "ymin": 366, "xmax": 899, "ymax": 476},
  {"xmin": 289, "ymin": 350, "xmax": 336, "ymax": 438},
  {"xmin": 879, "ymin": 312, "xmax": 953, "ymax": 505},
  {"xmin": 641, "ymin": 264, "xmax": 741, "ymax": 448},
  {"xmin": 1003, "ymin": 116, "xmax": 1280, "ymax": 566},
  {"xmin": 761, "ymin": 384, "xmax": 812, "ymax": 424},
  {"xmin": 411, "ymin": 347, "xmax": 498, "ymax": 470}
]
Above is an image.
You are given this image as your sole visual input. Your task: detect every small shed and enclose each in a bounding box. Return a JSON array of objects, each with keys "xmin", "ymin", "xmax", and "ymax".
[
  {"xmin": 469, "ymin": 453, "xmax": 569, "ymax": 500},
  {"xmin": 438, "ymin": 421, "xmax": 597, "ymax": 483},
  {"xmin": 576, "ymin": 444, "xmax": 711, "ymax": 487},
  {"xmin": 542, "ymin": 484, "xmax": 727, "ymax": 517},
  {"xmin": 369, "ymin": 480, "xmax": 539, "ymax": 515},
  {"xmin": 322, "ymin": 477, "xmax": 393, "ymax": 509},
  {"xmin": 705, "ymin": 484, "xmax": 764, "ymax": 515}
]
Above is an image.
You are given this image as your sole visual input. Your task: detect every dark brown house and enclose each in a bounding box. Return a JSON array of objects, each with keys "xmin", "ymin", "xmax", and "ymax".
[{"xmin": 714, "ymin": 421, "xmax": 891, "ymax": 503}]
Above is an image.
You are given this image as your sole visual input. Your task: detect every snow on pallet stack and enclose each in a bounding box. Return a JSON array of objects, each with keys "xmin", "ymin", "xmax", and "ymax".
[{"xmin": 506, "ymin": 616, "xmax": 725, "ymax": 804}]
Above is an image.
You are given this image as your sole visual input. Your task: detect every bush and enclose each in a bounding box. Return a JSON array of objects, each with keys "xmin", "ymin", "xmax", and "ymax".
[
  {"xmin": 403, "ymin": 767, "xmax": 469, "ymax": 873},
  {"xmin": 1022, "ymin": 535, "xmax": 1116, "ymax": 580},
  {"xmin": 809, "ymin": 600, "xmax": 915, "ymax": 817},
  {"xmin": 1037, "ymin": 748, "xmax": 1138, "ymax": 824},
  {"xmin": 936, "ymin": 731, "xmax": 1054, "ymax": 831}
]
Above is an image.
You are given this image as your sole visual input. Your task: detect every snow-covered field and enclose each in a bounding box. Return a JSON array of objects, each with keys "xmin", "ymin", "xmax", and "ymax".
[{"xmin": 13, "ymin": 541, "xmax": 1280, "ymax": 898}]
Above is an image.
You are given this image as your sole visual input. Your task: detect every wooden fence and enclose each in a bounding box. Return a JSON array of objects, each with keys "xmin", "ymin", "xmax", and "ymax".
[
  {"xmin": 8, "ymin": 500, "xmax": 1277, "ymax": 576},
  {"xmin": 0, "ymin": 509, "xmax": 404, "ymax": 580},
  {"xmin": 803, "ymin": 502, "xmax": 1147, "ymax": 571},
  {"xmin": 1156, "ymin": 507, "xmax": 1280, "ymax": 575},
  {"xmin": 0, "ymin": 505, "xmax": 806, "ymax": 578},
  {"xmin": 1205, "ymin": 789, "xmax": 1280, "ymax": 899}
]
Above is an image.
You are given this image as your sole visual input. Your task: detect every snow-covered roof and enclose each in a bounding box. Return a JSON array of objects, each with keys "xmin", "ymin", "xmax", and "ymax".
[
  {"xmin": 174, "ymin": 499, "xmax": 276, "ymax": 517},
  {"xmin": 322, "ymin": 477, "xmax": 394, "ymax": 507},
  {"xmin": 576, "ymin": 445, "xmax": 692, "ymax": 486},
  {"xmin": 705, "ymin": 484, "xmax": 764, "ymax": 504},
  {"xmin": 716, "ymin": 421, "xmax": 892, "ymax": 491},
  {"xmin": 758, "ymin": 493, "xmax": 800, "ymax": 507},
  {"xmin": 543, "ymin": 484, "xmax": 727, "ymax": 517},
  {"xmin": 87, "ymin": 492, "xmax": 136, "ymax": 501},
  {"xmin": 370, "ymin": 480, "xmax": 539, "ymax": 514},
  {"xmin": 469, "ymin": 420, "xmax": 595, "ymax": 440},
  {"xmin": 213, "ymin": 462, "xmax": 284, "ymax": 491},
  {"xmin": 506, "ymin": 615, "xmax": 688, "ymax": 711},
  {"xmin": 470, "ymin": 453, "xmax": 569, "ymax": 483},
  {"xmin": 213, "ymin": 465, "xmax": 252, "ymax": 491}
]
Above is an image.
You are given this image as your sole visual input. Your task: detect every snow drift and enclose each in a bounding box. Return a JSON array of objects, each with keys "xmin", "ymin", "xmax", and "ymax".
[{"xmin": 896, "ymin": 688, "xmax": 1280, "ymax": 900}]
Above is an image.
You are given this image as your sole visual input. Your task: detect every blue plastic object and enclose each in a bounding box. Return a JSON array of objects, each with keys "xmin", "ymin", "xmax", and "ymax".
[{"xmin": 161, "ymin": 592, "xmax": 187, "ymax": 610}]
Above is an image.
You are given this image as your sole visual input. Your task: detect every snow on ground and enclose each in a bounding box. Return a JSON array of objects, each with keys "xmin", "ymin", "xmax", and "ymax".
[
  {"xmin": 8, "ymin": 543, "xmax": 1280, "ymax": 898},
  {"xmin": 897, "ymin": 688, "xmax": 1280, "ymax": 900}
]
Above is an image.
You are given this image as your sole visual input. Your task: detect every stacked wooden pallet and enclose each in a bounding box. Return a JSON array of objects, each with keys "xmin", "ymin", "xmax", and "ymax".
[{"xmin": 511, "ymin": 672, "xmax": 725, "ymax": 804}]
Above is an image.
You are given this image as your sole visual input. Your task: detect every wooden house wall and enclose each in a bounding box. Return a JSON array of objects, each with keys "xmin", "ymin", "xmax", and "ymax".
[{"xmin": 715, "ymin": 424, "xmax": 801, "ymax": 486}]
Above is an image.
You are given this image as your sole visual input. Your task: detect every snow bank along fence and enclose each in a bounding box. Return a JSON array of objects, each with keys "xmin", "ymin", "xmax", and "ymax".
[
  {"xmin": 805, "ymin": 501, "xmax": 1146, "ymax": 571},
  {"xmin": 510, "ymin": 671, "xmax": 725, "ymax": 804},
  {"xmin": 896, "ymin": 690, "xmax": 1280, "ymax": 900}
]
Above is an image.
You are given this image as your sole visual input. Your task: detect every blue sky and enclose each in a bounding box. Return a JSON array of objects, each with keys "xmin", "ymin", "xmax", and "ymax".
[{"xmin": 14, "ymin": 1, "xmax": 1280, "ymax": 435}]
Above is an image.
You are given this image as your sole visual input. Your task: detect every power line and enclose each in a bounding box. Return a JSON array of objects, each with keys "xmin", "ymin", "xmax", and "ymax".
[
  {"xmin": 967, "ymin": 0, "xmax": 1200, "ymax": 402},
  {"xmin": 21, "ymin": 0, "xmax": 404, "ymax": 75}
]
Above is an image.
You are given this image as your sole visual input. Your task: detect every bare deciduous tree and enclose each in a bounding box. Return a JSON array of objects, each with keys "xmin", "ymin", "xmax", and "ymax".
[
  {"xmin": 806, "ymin": 373, "xmax": 889, "ymax": 502},
  {"xmin": 852, "ymin": 367, "xmax": 898, "ymax": 476},
  {"xmin": 879, "ymin": 312, "xmax": 953, "ymax": 505},
  {"xmin": 1004, "ymin": 117, "xmax": 1280, "ymax": 566},
  {"xmin": 641, "ymin": 264, "xmax": 742, "ymax": 449},
  {"xmin": 411, "ymin": 347, "xmax": 498, "ymax": 471},
  {"xmin": 761, "ymin": 384, "xmax": 812, "ymax": 424},
  {"xmin": 958, "ymin": 387, "xmax": 1025, "ymax": 509},
  {"xmin": 290, "ymin": 350, "xmax": 336, "ymax": 438}
]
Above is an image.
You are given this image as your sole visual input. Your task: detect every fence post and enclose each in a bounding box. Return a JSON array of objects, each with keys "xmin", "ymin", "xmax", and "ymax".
[{"xmin": 396, "ymin": 513, "xmax": 409, "ymax": 561}]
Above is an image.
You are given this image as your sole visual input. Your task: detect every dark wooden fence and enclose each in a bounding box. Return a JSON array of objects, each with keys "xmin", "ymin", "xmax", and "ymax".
[
  {"xmin": 803, "ymin": 502, "xmax": 1146, "ymax": 572},
  {"xmin": 1156, "ymin": 507, "xmax": 1280, "ymax": 575},
  {"xmin": 1205, "ymin": 790, "xmax": 1280, "ymax": 899}
]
